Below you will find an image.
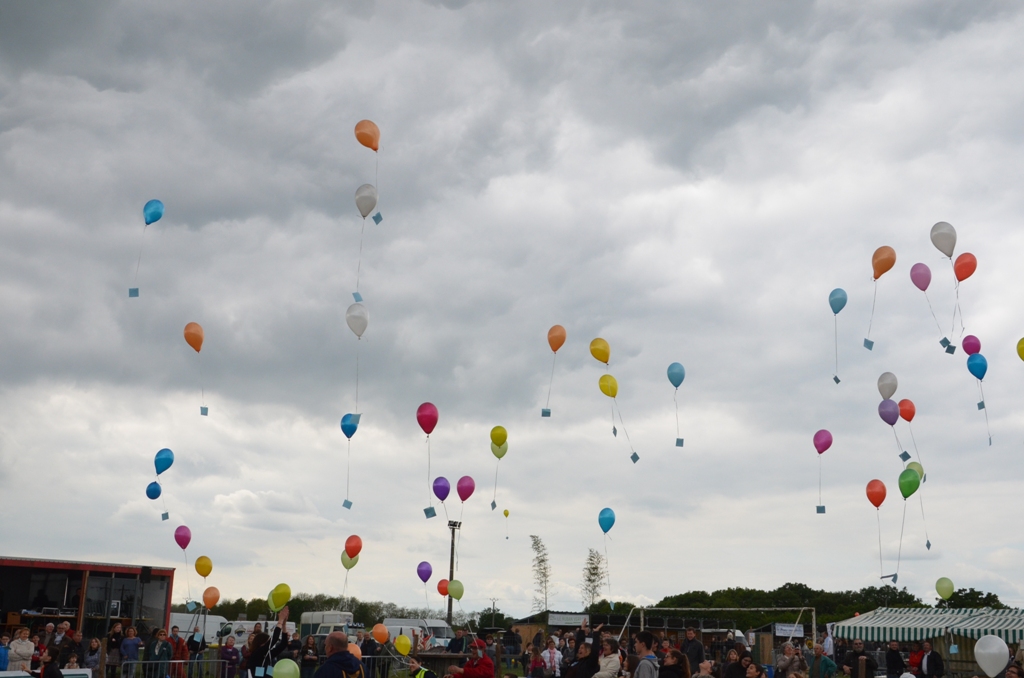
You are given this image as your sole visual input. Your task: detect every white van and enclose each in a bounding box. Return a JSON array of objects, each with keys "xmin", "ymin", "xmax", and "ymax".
[
  {"xmin": 382, "ymin": 618, "xmax": 454, "ymax": 649},
  {"xmin": 224, "ymin": 619, "xmax": 297, "ymax": 646},
  {"xmin": 300, "ymin": 611, "xmax": 355, "ymax": 638},
  {"xmin": 167, "ymin": 613, "xmax": 231, "ymax": 647}
]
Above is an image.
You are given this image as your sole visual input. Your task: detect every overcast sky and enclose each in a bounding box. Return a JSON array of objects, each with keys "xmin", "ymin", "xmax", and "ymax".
[{"xmin": 3, "ymin": 0, "xmax": 1024, "ymax": 619}]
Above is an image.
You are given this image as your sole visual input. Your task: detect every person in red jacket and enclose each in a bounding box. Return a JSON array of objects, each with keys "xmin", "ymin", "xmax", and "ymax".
[
  {"xmin": 169, "ymin": 626, "xmax": 190, "ymax": 678},
  {"xmin": 447, "ymin": 639, "xmax": 494, "ymax": 678}
]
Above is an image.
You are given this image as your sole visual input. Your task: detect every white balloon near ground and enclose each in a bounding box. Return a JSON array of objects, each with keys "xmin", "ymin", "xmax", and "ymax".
[
  {"xmin": 930, "ymin": 221, "xmax": 957, "ymax": 258},
  {"xmin": 355, "ymin": 184, "xmax": 378, "ymax": 218},
  {"xmin": 877, "ymin": 371, "xmax": 898, "ymax": 400},
  {"xmin": 346, "ymin": 303, "xmax": 369, "ymax": 338},
  {"xmin": 974, "ymin": 635, "xmax": 1009, "ymax": 678}
]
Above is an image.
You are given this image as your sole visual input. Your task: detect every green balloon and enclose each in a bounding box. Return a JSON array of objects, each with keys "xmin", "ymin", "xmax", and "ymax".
[
  {"xmin": 936, "ymin": 577, "xmax": 954, "ymax": 600},
  {"xmin": 267, "ymin": 590, "xmax": 281, "ymax": 613},
  {"xmin": 341, "ymin": 552, "xmax": 359, "ymax": 570},
  {"xmin": 274, "ymin": 659, "xmax": 300, "ymax": 678},
  {"xmin": 907, "ymin": 461, "xmax": 924, "ymax": 480},
  {"xmin": 491, "ymin": 442, "xmax": 508, "ymax": 460},
  {"xmin": 898, "ymin": 468, "xmax": 920, "ymax": 499},
  {"xmin": 268, "ymin": 583, "xmax": 290, "ymax": 612},
  {"xmin": 447, "ymin": 579, "xmax": 465, "ymax": 600}
]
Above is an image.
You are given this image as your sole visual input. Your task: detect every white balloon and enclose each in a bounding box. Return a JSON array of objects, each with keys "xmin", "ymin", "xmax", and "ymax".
[
  {"xmin": 346, "ymin": 303, "xmax": 369, "ymax": 338},
  {"xmin": 877, "ymin": 372, "xmax": 898, "ymax": 400},
  {"xmin": 930, "ymin": 221, "xmax": 957, "ymax": 258},
  {"xmin": 355, "ymin": 184, "xmax": 378, "ymax": 219},
  {"xmin": 975, "ymin": 635, "xmax": 1009, "ymax": 678}
]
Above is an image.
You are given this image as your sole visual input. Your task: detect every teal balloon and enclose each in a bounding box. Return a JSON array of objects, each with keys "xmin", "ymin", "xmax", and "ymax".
[
  {"xmin": 967, "ymin": 353, "xmax": 988, "ymax": 380},
  {"xmin": 341, "ymin": 414, "xmax": 358, "ymax": 440},
  {"xmin": 598, "ymin": 507, "xmax": 615, "ymax": 534},
  {"xmin": 667, "ymin": 363, "xmax": 685, "ymax": 389},
  {"xmin": 829, "ymin": 288, "xmax": 847, "ymax": 315},
  {"xmin": 143, "ymin": 199, "xmax": 164, "ymax": 225},
  {"xmin": 154, "ymin": 448, "xmax": 174, "ymax": 475},
  {"xmin": 146, "ymin": 481, "xmax": 161, "ymax": 500}
]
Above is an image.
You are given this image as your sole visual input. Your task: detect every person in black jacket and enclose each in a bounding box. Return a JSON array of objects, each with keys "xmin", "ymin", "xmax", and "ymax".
[
  {"xmin": 680, "ymin": 630, "xmax": 704, "ymax": 675},
  {"xmin": 886, "ymin": 641, "xmax": 906, "ymax": 678},
  {"xmin": 919, "ymin": 642, "xmax": 943, "ymax": 678},
  {"xmin": 247, "ymin": 608, "xmax": 290, "ymax": 678},
  {"xmin": 659, "ymin": 650, "xmax": 690, "ymax": 678},
  {"xmin": 841, "ymin": 640, "xmax": 878, "ymax": 678},
  {"xmin": 187, "ymin": 626, "xmax": 209, "ymax": 678},
  {"xmin": 724, "ymin": 653, "xmax": 753, "ymax": 678}
]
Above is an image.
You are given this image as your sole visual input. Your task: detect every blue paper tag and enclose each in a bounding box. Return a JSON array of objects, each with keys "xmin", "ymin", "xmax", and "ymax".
[
  {"xmin": 816, "ymin": 505, "xmax": 825, "ymax": 514},
  {"xmin": 267, "ymin": 666, "xmax": 273, "ymax": 676},
  {"xmin": 200, "ymin": 406, "xmax": 208, "ymax": 416},
  {"xmin": 353, "ymin": 292, "xmax": 363, "ymax": 302},
  {"xmin": 978, "ymin": 401, "xmax": 985, "ymax": 410},
  {"xmin": 833, "ymin": 375, "xmax": 840, "ymax": 384},
  {"xmin": 612, "ymin": 426, "xmax": 617, "ymax": 437},
  {"xmin": 490, "ymin": 500, "xmax": 497, "ymax": 510},
  {"xmin": 193, "ymin": 634, "xmax": 203, "ymax": 643},
  {"xmin": 949, "ymin": 645, "xmax": 958, "ymax": 654},
  {"xmin": 940, "ymin": 337, "xmax": 950, "ymax": 348},
  {"xmin": 343, "ymin": 499, "xmax": 352, "ymax": 509},
  {"xmin": 926, "ymin": 539, "xmax": 931, "ymax": 550},
  {"xmin": 675, "ymin": 438, "xmax": 684, "ymax": 447},
  {"xmin": 372, "ymin": 212, "xmax": 382, "ymax": 225},
  {"xmin": 922, "ymin": 473, "xmax": 927, "ymax": 483},
  {"xmin": 186, "ymin": 601, "xmax": 197, "ymax": 612},
  {"xmin": 161, "ymin": 512, "xmax": 169, "ymax": 521},
  {"xmin": 424, "ymin": 506, "xmax": 436, "ymax": 519},
  {"xmin": 255, "ymin": 668, "xmax": 265, "ymax": 677},
  {"xmin": 863, "ymin": 338, "xmax": 874, "ymax": 350},
  {"xmin": 946, "ymin": 344, "xmax": 956, "ymax": 354},
  {"xmin": 351, "ymin": 414, "xmax": 361, "ymax": 424},
  {"xmin": 128, "ymin": 288, "xmax": 139, "ymax": 298},
  {"xmin": 899, "ymin": 451, "xmax": 911, "ymax": 462},
  {"xmin": 541, "ymin": 408, "xmax": 551, "ymax": 417},
  {"xmin": 630, "ymin": 452, "xmax": 639, "ymax": 463}
]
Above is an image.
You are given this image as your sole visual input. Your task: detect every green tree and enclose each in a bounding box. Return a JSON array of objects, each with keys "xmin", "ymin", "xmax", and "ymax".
[
  {"xmin": 936, "ymin": 588, "xmax": 1006, "ymax": 609},
  {"xmin": 530, "ymin": 535, "xmax": 552, "ymax": 613},
  {"xmin": 581, "ymin": 549, "xmax": 607, "ymax": 611}
]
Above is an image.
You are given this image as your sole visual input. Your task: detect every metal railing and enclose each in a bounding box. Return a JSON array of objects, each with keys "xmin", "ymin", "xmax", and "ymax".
[{"xmin": 117, "ymin": 659, "xmax": 227, "ymax": 678}]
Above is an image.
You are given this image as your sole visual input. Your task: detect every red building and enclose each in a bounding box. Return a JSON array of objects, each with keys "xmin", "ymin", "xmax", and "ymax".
[{"xmin": 0, "ymin": 556, "xmax": 174, "ymax": 639}]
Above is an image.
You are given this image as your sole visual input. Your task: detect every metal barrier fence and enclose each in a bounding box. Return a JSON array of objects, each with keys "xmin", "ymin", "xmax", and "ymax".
[{"xmin": 117, "ymin": 659, "xmax": 227, "ymax": 678}]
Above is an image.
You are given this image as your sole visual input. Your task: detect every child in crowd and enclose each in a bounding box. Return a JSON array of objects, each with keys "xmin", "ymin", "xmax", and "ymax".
[
  {"xmin": 0, "ymin": 632, "xmax": 11, "ymax": 671},
  {"xmin": 66, "ymin": 654, "xmax": 80, "ymax": 669}
]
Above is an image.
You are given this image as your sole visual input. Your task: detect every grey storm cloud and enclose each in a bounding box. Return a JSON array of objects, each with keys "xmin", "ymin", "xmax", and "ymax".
[{"xmin": 3, "ymin": 0, "xmax": 1024, "ymax": 615}]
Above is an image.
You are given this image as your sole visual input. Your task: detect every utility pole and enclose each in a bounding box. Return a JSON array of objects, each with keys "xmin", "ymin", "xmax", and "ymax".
[
  {"xmin": 447, "ymin": 520, "xmax": 461, "ymax": 625},
  {"xmin": 489, "ymin": 598, "xmax": 499, "ymax": 626}
]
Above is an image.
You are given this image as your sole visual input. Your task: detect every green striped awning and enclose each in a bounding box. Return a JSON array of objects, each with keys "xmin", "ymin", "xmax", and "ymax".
[
  {"xmin": 833, "ymin": 607, "xmax": 977, "ymax": 642},
  {"xmin": 951, "ymin": 609, "xmax": 1024, "ymax": 643}
]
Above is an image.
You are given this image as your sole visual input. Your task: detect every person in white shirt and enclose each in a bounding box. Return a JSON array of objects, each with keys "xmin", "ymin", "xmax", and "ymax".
[
  {"xmin": 822, "ymin": 632, "xmax": 834, "ymax": 659},
  {"xmin": 542, "ymin": 640, "xmax": 562, "ymax": 677}
]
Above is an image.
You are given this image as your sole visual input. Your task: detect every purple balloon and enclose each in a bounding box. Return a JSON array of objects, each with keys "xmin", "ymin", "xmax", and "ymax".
[
  {"xmin": 910, "ymin": 263, "xmax": 931, "ymax": 292},
  {"xmin": 878, "ymin": 399, "xmax": 899, "ymax": 426},
  {"xmin": 417, "ymin": 561, "xmax": 432, "ymax": 583},
  {"xmin": 432, "ymin": 477, "xmax": 450, "ymax": 502},
  {"xmin": 962, "ymin": 335, "xmax": 981, "ymax": 355},
  {"xmin": 457, "ymin": 475, "xmax": 475, "ymax": 502}
]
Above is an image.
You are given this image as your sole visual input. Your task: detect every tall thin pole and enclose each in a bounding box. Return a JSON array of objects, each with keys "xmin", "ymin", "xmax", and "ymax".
[{"xmin": 448, "ymin": 522, "xmax": 458, "ymax": 625}]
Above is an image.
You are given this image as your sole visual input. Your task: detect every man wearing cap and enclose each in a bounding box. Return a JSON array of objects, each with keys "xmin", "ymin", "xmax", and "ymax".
[{"xmin": 447, "ymin": 639, "xmax": 494, "ymax": 678}]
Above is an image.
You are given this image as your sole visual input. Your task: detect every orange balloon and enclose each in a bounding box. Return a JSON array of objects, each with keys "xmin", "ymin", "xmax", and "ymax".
[
  {"xmin": 871, "ymin": 246, "xmax": 896, "ymax": 280},
  {"xmin": 437, "ymin": 579, "xmax": 449, "ymax": 596},
  {"xmin": 954, "ymin": 253, "xmax": 977, "ymax": 282},
  {"xmin": 184, "ymin": 322, "xmax": 204, "ymax": 353},
  {"xmin": 203, "ymin": 586, "xmax": 220, "ymax": 610},
  {"xmin": 898, "ymin": 399, "xmax": 916, "ymax": 422},
  {"xmin": 866, "ymin": 479, "xmax": 887, "ymax": 508},
  {"xmin": 355, "ymin": 120, "xmax": 380, "ymax": 152},
  {"xmin": 372, "ymin": 623, "xmax": 389, "ymax": 644},
  {"xmin": 548, "ymin": 325, "xmax": 566, "ymax": 353},
  {"xmin": 349, "ymin": 644, "xmax": 362, "ymax": 660}
]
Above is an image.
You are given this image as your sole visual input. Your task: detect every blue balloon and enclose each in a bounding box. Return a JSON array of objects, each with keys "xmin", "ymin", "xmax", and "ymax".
[
  {"xmin": 341, "ymin": 413, "xmax": 358, "ymax": 439},
  {"xmin": 143, "ymin": 199, "xmax": 164, "ymax": 225},
  {"xmin": 154, "ymin": 448, "xmax": 174, "ymax": 475},
  {"xmin": 667, "ymin": 362, "xmax": 685, "ymax": 389},
  {"xmin": 967, "ymin": 353, "xmax": 988, "ymax": 380},
  {"xmin": 598, "ymin": 507, "xmax": 615, "ymax": 534},
  {"xmin": 829, "ymin": 288, "xmax": 848, "ymax": 315},
  {"xmin": 146, "ymin": 481, "xmax": 162, "ymax": 500}
]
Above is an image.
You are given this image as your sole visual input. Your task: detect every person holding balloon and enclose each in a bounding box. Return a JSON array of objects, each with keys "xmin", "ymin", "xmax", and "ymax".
[{"xmin": 247, "ymin": 607, "xmax": 290, "ymax": 678}]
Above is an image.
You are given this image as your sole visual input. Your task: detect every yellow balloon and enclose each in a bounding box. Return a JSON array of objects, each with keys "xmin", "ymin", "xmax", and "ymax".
[
  {"xmin": 590, "ymin": 338, "xmax": 610, "ymax": 365},
  {"xmin": 394, "ymin": 635, "xmax": 411, "ymax": 656},
  {"xmin": 490, "ymin": 426, "xmax": 507, "ymax": 447},
  {"xmin": 1017, "ymin": 337, "xmax": 1024, "ymax": 362},
  {"xmin": 599, "ymin": 374, "xmax": 618, "ymax": 398},
  {"xmin": 503, "ymin": 509, "xmax": 509, "ymax": 518},
  {"xmin": 194, "ymin": 556, "xmax": 213, "ymax": 578},
  {"xmin": 269, "ymin": 583, "xmax": 291, "ymax": 612}
]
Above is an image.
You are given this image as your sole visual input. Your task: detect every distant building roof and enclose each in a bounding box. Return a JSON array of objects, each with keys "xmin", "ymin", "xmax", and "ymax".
[{"xmin": 0, "ymin": 555, "xmax": 174, "ymax": 575}]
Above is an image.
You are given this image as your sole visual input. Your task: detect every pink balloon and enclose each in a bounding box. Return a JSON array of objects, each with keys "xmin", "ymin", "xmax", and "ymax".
[
  {"xmin": 813, "ymin": 429, "xmax": 833, "ymax": 455},
  {"xmin": 456, "ymin": 476, "xmax": 475, "ymax": 502},
  {"xmin": 910, "ymin": 263, "xmax": 931, "ymax": 292},
  {"xmin": 962, "ymin": 335, "xmax": 981, "ymax": 355},
  {"xmin": 417, "ymin": 402, "xmax": 438, "ymax": 435},
  {"xmin": 174, "ymin": 525, "xmax": 191, "ymax": 550}
]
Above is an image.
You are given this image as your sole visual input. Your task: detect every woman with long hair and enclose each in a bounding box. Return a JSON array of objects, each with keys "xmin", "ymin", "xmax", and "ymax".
[
  {"xmin": 299, "ymin": 636, "xmax": 319, "ymax": 678},
  {"xmin": 660, "ymin": 650, "xmax": 691, "ymax": 678},
  {"xmin": 84, "ymin": 638, "xmax": 102, "ymax": 677},
  {"xmin": 240, "ymin": 634, "xmax": 255, "ymax": 675},
  {"xmin": 106, "ymin": 623, "xmax": 124, "ymax": 678},
  {"xmin": 246, "ymin": 608, "xmax": 290, "ymax": 678}
]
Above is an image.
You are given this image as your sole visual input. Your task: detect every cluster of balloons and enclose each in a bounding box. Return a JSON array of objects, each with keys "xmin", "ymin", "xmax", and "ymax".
[
  {"xmin": 342, "ymin": 535, "xmax": 361, "ymax": 571},
  {"xmin": 146, "ymin": 448, "xmax": 174, "ymax": 520}
]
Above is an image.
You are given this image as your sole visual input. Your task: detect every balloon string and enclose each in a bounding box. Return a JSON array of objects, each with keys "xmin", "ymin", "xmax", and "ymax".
[
  {"xmin": 923, "ymin": 291, "xmax": 944, "ymax": 337},
  {"xmin": 979, "ymin": 380, "xmax": 991, "ymax": 445},
  {"xmin": 896, "ymin": 500, "xmax": 907, "ymax": 575},
  {"xmin": 892, "ymin": 427, "xmax": 905, "ymax": 462},
  {"xmin": 183, "ymin": 548, "xmax": 192, "ymax": 600},
  {"xmin": 950, "ymin": 261, "xmax": 966, "ymax": 338},
  {"xmin": 866, "ymin": 280, "xmax": 878, "ymax": 341},
  {"xmin": 346, "ymin": 439, "xmax": 351, "ymax": 502},
  {"xmin": 505, "ymin": 515, "xmax": 509, "ymax": 540},
  {"xmin": 355, "ymin": 339, "xmax": 360, "ymax": 413},
  {"xmin": 609, "ymin": 398, "xmax": 615, "ymax": 435},
  {"xmin": 876, "ymin": 509, "xmax": 884, "ymax": 577},
  {"xmin": 133, "ymin": 224, "xmax": 148, "ymax": 283},
  {"xmin": 674, "ymin": 389, "xmax": 680, "ymax": 439},
  {"xmin": 545, "ymin": 352, "xmax": 557, "ymax": 409},
  {"xmin": 356, "ymin": 218, "xmax": 366, "ymax": 294},
  {"xmin": 614, "ymin": 400, "xmax": 635, "ymax": 453},
  {"xmin": 834, "ymin": 314, "xmax": 839, "ymax": 379},
  {"xmin": 455, "ymin": 503, "xmax": 464, "ymax": 572},
  {"xmin": 918, "ymin": 491, "xmax": 930, "ymax": 544},
  {"xmin": 427, "ymin": 436, "xmax": 432, "ymax": 506},
  {"xmin": 492, "ymin": 461, "xmax": 499, "ymax": 502},
  {"xmin": 604, "ymin": 533, "xmax": 612, "ymax": 601},
  {"xmin": 908, "ymin": 423, "xmax": 922, "ymax": 465},
  {"xmin": 424, "ymin": 583, "xmax": 429, "ymax": 611},
  {"xmin": 343, "ymin": 570, "xmax": 349, "ymax": 598},
  {"xmin": 198, "ymin": 352, "xmax": 205, "ymax": 406},
  {"xmin": 818, "ymin": 455, "xmax": 822, "ymax": 506}
]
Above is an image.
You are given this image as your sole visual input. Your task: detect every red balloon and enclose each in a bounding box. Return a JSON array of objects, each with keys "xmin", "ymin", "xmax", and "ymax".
[
  {"xmin": 417, "ymin": 403, "xmax": 438, "ymax": 435},
  {"xmin": 954, "ymin": 253, "xmax": 977, "ymax": 282},
  {"xmin": 345, "ymin": 535, "xmax": 362, "ymax": 559},
  {"xmin": 437, "ymin": 579, "xmax": 449, "ymax": 596},
  {"xmin": 866, "ymin": 480, "xmax": 886, "ymax": 508},
  {"xmin": 898, "ymin": 399, "xmax": 916, "ymax": 422}
]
